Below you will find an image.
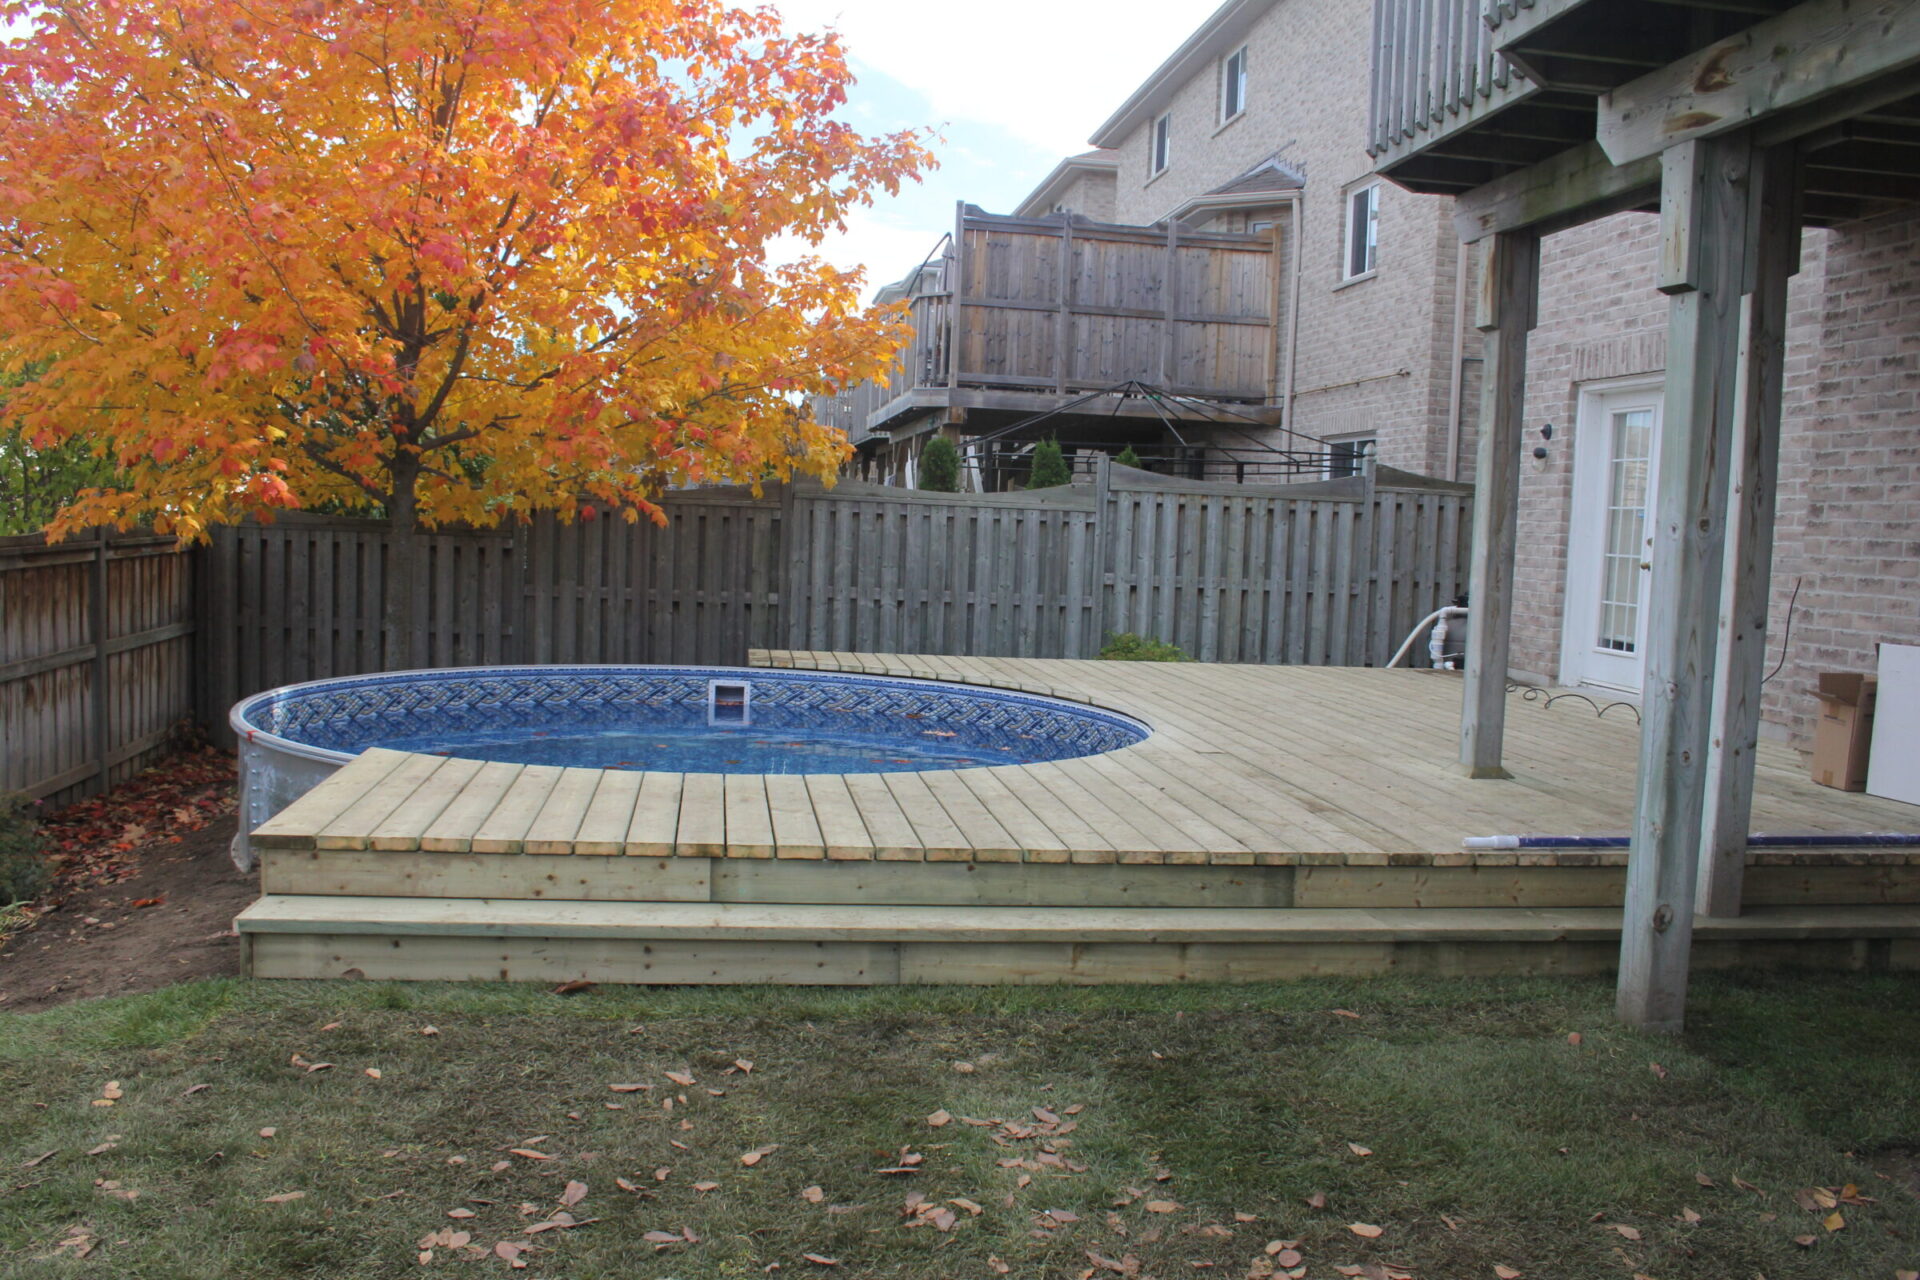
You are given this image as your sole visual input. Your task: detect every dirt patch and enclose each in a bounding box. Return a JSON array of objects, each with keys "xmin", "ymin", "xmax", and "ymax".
[{"xmin": 0, "ymin": 813, "xmax": 255, "ymax": 1012}]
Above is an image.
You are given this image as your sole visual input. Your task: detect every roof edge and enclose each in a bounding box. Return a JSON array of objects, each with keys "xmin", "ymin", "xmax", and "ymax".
[
  {"xmin": 1087, "ymin": 0, "xmax": 1280, "ymax": 149},
  {"xmin": 1013, "ymin": 151, "xmax": 1122, "ymax": 218}
]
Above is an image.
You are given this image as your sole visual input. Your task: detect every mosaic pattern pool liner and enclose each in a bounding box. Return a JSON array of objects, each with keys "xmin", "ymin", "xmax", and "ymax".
[{"xmin": 232, "ymin": 666, "xmax": 1149, "ymax": 774}]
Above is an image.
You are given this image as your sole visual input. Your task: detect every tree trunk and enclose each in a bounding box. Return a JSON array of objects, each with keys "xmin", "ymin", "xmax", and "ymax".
[{"xmin": 382, "ymin": 456, "xmax": 422, "ymax": 671}]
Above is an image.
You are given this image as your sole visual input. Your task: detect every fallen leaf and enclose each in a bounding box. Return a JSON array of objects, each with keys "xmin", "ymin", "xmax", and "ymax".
[
  {"xmin": 801, "ymin": 1185, "xmax": 825, "ymax": 1203},
  {"xmin": 1566, "ymin": 1032, "xmax": 1583, "ymax": 1046},
  {"xmin": 86, "ymin": 1141, "xmax": 118, "ymax": 1155},
  {"xmin": 1233, "ymin": 1212, "xmax": 1258, "ymax": 1223},
  {"xmin": 1608, "ymin": 1224, "xmax": 1642, "ymax": 1242},
  {"xmin": 446, "ymin": 1208, "xmax": 476, "ymax": 1220},
  {"xmin": 1273, "ymin": 1248, "xmax": 1303, "ymax": 1266},
  {"xmin": 741, "ymin": 1144, "xmax": 779, "ymax": 1167},
  {"xmin": 318, "ymin": 1022, "xmax": 343, "ymax": 1032},
  {"xmin": 22, "ymin": 1150, "xmax": 56, "ymax": 1168},
  {"xmin": 1823, "ymin": 1211, "xmax": 1845, "ymax": 1232},
  {"xmin": 643, "ymin": 1230, "xmax": 684, "ymax": 1244},
  {"xmin": 1348, "ymin": 1222, "xmax": 1383, "ymax": 1238},
  {"xmin": 551, "ymin": 980, "xmax": 596, "ymax": 995},
  {"xmin": 1680, "ymin": 1207, "xmax": 1702, "ymax": 1224},
  {"xmin": 1732, "ymin": 1175, "xmax": 1764, "ymax": 1194},
  {"xmin": 364, "ymin": 1068, "xmax": 382, "ymax": 1080},
  {"xmin": 989, "ymin": 1258, "xmax": 1010, "ymax": 1275},
  {"xmin": 1694, "ymin": 1172, "xmax": 1715, "ymax": 1188},
  {"xmin": 1305, "ymin": 1192, "xmax": 1327, "ymax": 1210},
  {"xmin": 1650, "ymin": 1062, "xmax": 1669, "ymax": 1080},
  {"xmin": 258, "ymin": 1127, "xmax": 276, "ymax": 1139},
  {"xmin": 419, "ymin": 1026, "xmax": 440, "ymax": 1036},
  {"xmin": 560, "ymin": 1180, "xmax": 588, "ymax": 1207},
  {"xmin": 732, "ymin": 1058, "xmax": 754, "ymax": 1073},
  {"xmin": 954, "ymin": 1061, "xmax": 976, "ymax": 1073},
  {"xmin": 101, "ymin": 1081, "xmax": 124, "ymax": 1100},
  {"xmin": 609, "ymin": 1082, "xmax": 652, "ymax": 1093},
  {"xmin": 803, "ymin": 1253, "xmax": 840, "ymax": 1266},
  {"xmin": 927, "ymin": 1109, "xmax": 953, "ymax": 1128},
  {"xmin": 262, "ymin": 1191, "xmax": 305, "ymax": 1204},
  {"xmin": 694, "ymin": 1180, "xmax": 719, "ymax": 1193},
  {"xmin": 665, "ymin": 1071, "xmax": 697, "ymax": 1087},
  {"xmin": 1347, "ymin": 1143, "xmax": 1373, "ymax": 1158},
  {"xmin": 132, "ymin": 896, "xmax": 165, "ymax": 908},
  {"xmin": 654, "ymin": 1167, "xmax": 672, "ymax": 1182},
  {"xmin": 1793, "ymin": 1234, "xmax": 1816, "ymax": 1247},
  {"xmin": 509, "ymin": 1149, "xmax": 553, "ymax": 1161},
  {"xmin": 1332, "ymin": 1009, "xmax": 1361, "ymax": 1019},
  {"xmin": 183, "ymin": 1083, "xmax": 211, "ymax": 1096},
  {"xmin": 1495, "ymin": 1267, "xmax": 1522, "ymax": 1279},
  {"xmin": 1145, "ymin": 1201, "xmax": 1180, "ymax": 1214}
]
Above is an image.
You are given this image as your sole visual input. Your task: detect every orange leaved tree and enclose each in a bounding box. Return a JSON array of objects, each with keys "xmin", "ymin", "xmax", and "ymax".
[{"xmin": 0, "ymin": 0, "xmax": 929, "ymax": 638}]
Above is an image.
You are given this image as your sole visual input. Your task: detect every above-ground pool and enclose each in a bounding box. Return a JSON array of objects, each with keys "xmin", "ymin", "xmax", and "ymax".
[{"xmin": 229, "ymin": 665, "xmax": 1149, "ymax": 867}]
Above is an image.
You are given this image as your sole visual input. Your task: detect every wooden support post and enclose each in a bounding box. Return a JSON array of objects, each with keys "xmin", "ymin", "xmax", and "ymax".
[
  {"xmin": 1699, "ymin": 147, "xmax": 1803, "ymax": 918},
  {"xmin": 90, "ymin": 526, "xmax": 111, "ymax": 794},
  {"xmin": 1459, "ymin": 230, "xmax": 1538, "ymax": 779},
  {"xmin": 1617, "ymin": 133, "xmax": 1755, "ymax": 1032}
]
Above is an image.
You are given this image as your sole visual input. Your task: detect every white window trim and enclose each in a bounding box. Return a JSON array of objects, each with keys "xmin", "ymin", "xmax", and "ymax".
[
  {"xmin": 1326, "ymin": 436, "xmax": 1377, "ymax": 480},
  {"xmin": 1148, "ymin": 112, "xmax": 1173, "ymax": 178},
  {"xmin": 1220, "ymin": 45, "xmax": 1249, "ymax": 126},
  {"xmin": 1341, "ymin": 181, "xmax": 1381, "ymax": 283}
]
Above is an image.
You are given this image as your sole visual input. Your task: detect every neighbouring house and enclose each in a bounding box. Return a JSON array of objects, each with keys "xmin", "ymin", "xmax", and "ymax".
[{"xmin": 816, "ymin": 0, "xmax": 1484, "ymax": 491}]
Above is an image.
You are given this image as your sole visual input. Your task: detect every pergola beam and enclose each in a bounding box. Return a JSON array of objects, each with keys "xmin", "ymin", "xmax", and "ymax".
[{"xmin": 1454, "ymin": 142, "xmax": 1661, "ymax": 243}]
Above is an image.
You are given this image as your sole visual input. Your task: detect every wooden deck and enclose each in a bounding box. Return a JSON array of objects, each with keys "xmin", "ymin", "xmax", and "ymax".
[
  {"xmin": 255, "ymin": 656, "xmax": 1920, "ymax": 868},
  {"xmin": 236, "ymin": 657, "xmax": 1920, "ymax": 985}
]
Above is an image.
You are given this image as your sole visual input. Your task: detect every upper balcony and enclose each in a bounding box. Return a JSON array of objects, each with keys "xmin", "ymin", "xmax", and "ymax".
[
  {"xmin": 1369, "ymin": 0, "xmax": 1920, "ymax": 226},
  {"xmin": 817, "ymin": 204, "xmax": 1283, "ymax": 444}
]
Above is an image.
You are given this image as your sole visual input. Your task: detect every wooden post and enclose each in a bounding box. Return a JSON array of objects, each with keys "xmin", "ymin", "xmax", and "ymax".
[
  {"xmin": 90, "ymin": 525, "xmax": 111, "ymax": 794},
  {"xmin": 1056, "ymin": 214, "xmax": 1073, "ymax": 395},
  {"xmin": 1699, "ymin": 146, "xmax": 1803, "ymax": 917},
  {"xmin": 1459, "ymin": 229, "xmax": 1538, "ymax": 779},
  {"xmin": 1618, "ymin": 133, "xmax": 1755, "ymax": 1032}
]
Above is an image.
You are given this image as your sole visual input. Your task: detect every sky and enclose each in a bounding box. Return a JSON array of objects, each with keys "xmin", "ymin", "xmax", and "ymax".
[
  {"xmin": 771, "ymin": 0, "xmax": 1207, "ymax": 296},
  {"xmin": 1, "ymin": 1, "xmax": 1214, "ymax": 297}
]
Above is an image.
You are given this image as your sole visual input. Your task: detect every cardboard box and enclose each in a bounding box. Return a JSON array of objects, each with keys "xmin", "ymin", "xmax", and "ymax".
[{"xmin": 1811, "ymin": 672, "xmax": 1876, "ymax": 791}]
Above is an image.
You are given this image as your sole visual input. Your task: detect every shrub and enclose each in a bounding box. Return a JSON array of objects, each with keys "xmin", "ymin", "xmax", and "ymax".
[
  {"xmin": 1028, "ymin": 437, "xmax": 1071, "ymax": 489},
  {"xmin": 0, "ymin": 794, "xmax": 49, "ymax": 906},
  {"xmin": 1099, "ymin": 632, "xmax": 1191, "ymax": 662},
  {"xmin": 1115, "ymin": 444, "xmax": 1142, "ymax": 469},
  {"xmin": 918, "ymin": 436, "xmax": 959, "ymax": 492}
]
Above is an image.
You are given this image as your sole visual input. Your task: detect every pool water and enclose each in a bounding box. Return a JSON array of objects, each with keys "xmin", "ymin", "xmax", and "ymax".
[
  {"xmin": 377, "ymin": 724, "xmax": 1029, "ymax": 773},
  {"xmin": 235, "ymin": 666, "xmax": 1148, "ymax": 776}
]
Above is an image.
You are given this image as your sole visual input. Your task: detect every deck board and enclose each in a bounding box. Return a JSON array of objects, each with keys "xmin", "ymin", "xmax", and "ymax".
[{"xmin": 262, "ymin": 658, "xmax": 1920, "ymax": 867}]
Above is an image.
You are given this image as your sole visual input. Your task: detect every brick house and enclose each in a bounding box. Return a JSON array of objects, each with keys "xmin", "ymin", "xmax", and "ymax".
[{"xmin": 827, "ymin": 0, "xmax": 1918, "ymax": 757}]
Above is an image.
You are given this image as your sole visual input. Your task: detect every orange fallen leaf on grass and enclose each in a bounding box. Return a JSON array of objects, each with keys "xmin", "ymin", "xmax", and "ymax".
[
  {"xmin": 740, "ymin": 1144, "xmax": 779, "ymax": 1166},
  {"xmin": 560, "ymin": 1180, "xmax": 588, "ymax": 1207},
  {"xmin": 609, "ymin": 1082, "xmax": 651, "ymax": 1093},
  {"xmin": 1145, "ymin": 1200, "xmax": 1180, "ymax": 1213},
  {"xmin": 1694, "ymin": 1172, "xmax": 1715, "ymax": 1187},
  {"xmin": 1607, "ymin": 1223, "xmax": 1641, "ymax": 1241},
  {"xmin": 363, "ymin": 1068, "xmax": 381, "ymax": 1079},
  {"xmin": 1566, "ymin": 1032, "xmax": 1583, "ymax": 1046},
  {"xmin": 665, "ymin": 1070, "xmax": 697, "ymax": 1087},
  {"xmin": 510, "ymin": 1149, "xmax": 553, "ymax": 1161},
  {"xmin": 1233, "ymin": 1211, "xmax": 1258, "ymax": 1223},
  {"xmin": 262, "ymin": 1191, "xmax": 305, "ymax": 1204},
  {"xmin": 131, "ymin": 896, "xmax": 165, "ymax": 909},
  {"xmin": 1347, "ymin": 1222, "xmax": 1383, "ymax": 1238},
  {"xmin": 1305, "ymin": 1192, "xmax": 1327, "ymax": 1210},
  {"xmin": 927, "ymin": 1109, "xmax": 953, "ymax": 1127},
  {"xmin": 1331, "ymin": 1009, "xmax": 1361, "ymax": 1019},
  {"xmin": 801, "ymin": 1185, "xmax": 825, "ymax": 1203},
  {"xmin": 803, "ymin": 1253, "xmax": 840, "ymax": 1266},
  {"xmin": 1347, "ymin": 1143, "xmax": 1373, "ymax": 1158},
  {"xmin": 1495, "ymin": 1267, "xmax": 1522, "ymax": 1279},
  {"xmin": 693, "ymin": 1180, "xmax": 719, "ymax": 1193},
  {"xmin": 493, "ymin": 1241, "xmax": 527, "ymax": 1268},
  {"xmin": 551, "ymin": 980, "xmax": 596, "ymax": 995},
  {"xmin": 1823, "ymin": 1211, "xmax": 1845, "ymax": 1232}
]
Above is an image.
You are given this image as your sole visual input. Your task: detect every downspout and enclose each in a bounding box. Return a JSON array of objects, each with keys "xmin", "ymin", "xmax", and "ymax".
[
  {"xmin": 1281, "ymin": 191, "xmax": 1305, "ymax": 433},
  {"xmin": 1445, "ymin": 235, "xmax": 1470, "ymax": 482}
]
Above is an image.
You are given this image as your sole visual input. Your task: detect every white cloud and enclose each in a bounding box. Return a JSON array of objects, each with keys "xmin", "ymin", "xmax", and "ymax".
[{"xmin": 776, "ymin": 0, "xmax": 1204, "ymax": 156}]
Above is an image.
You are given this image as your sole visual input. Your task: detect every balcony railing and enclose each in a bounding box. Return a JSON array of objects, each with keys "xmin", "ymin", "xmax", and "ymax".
[
  {"xmin": 816, "ymin": 206, "xmax": 1280, "ymax": 439},
  {"xmin": 1367, "ymin": 0, "xmax": 1537, "ymax": 171}
]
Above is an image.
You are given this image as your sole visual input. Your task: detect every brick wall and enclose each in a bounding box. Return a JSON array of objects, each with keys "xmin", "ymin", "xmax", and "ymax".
[
  {"xmin": 1508, "ymin": 203, "xmax": 1919, "ymax": 747},
  {"xmin": 1094, "ymin": 0, "xmax": 1473, "ymax": 477}
]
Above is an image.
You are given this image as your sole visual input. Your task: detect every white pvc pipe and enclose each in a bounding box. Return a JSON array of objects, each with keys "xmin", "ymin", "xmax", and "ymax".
[{"xmin": 1387, "ymin": 606, "xmax": 1469, "ymax": 669}]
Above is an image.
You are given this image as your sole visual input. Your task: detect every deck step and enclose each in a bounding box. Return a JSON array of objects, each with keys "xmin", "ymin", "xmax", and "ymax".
[{"xmin": 237, "ymin": 897, "xmax": 1920, "ymax": 985}]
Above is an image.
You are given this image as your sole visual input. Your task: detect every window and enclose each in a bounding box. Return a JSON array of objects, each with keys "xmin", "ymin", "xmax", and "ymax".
[
  {"xmin": 1328, "ymin": 437, "xmax": 1376, "ymax": 478},
  {"xmin": 1149, "ymin": 113, "xmax": 1172, "ymax": 177},
  {"xmin": 1221, "ymin": 45, "xmax": 1249, "ymax": 122},
  {"xmin": 1343, "ymin": 183, "xmax": 1380, "ymax": 279}
]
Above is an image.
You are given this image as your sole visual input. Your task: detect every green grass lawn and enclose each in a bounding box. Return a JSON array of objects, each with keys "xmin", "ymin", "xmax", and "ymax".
[{"xmin": 2, "ymin": 973, "xmax": 1917, "ymax": 1279}]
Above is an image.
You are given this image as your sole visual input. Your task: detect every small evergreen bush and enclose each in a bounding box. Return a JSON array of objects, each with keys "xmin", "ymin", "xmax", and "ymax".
[
  {"xmin": 1028, "ymin": 437, "xmax": 1070, "ymax": 489},
  {"xmin": 1114, "ymin": 444, "xmax": 1142, "ymax": 469},
  {"xmin": 0, "ymin": 794, "xmax": 49, "ymax": 906},
  {"xmin": 1099, "ymin": 632, "xmax": 1191, "ymax": 662},
  {"xmin": 918, "ymin": 436, "xmax": 960, "ymax": 492}
]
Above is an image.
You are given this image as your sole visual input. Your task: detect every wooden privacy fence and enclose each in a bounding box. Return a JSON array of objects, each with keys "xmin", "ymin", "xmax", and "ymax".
[
  {"xmin": 0, "ymin": 531, "xmax": 196, "ymax": 807},
  {"xmin": 196, "ymin": 460, "xmax": 1472, "ymax": 745}
]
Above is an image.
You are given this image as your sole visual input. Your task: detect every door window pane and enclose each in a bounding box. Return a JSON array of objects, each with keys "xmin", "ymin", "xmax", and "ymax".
[{"xmin": 1597, "ymin": 408, "xmax": 1652, "ymax": 652}]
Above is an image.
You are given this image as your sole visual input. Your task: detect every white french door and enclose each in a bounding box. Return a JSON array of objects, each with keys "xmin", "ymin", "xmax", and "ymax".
[{"xmin": 1561, "ymin": 378, "xmax": 1663, "ymax": 696}]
